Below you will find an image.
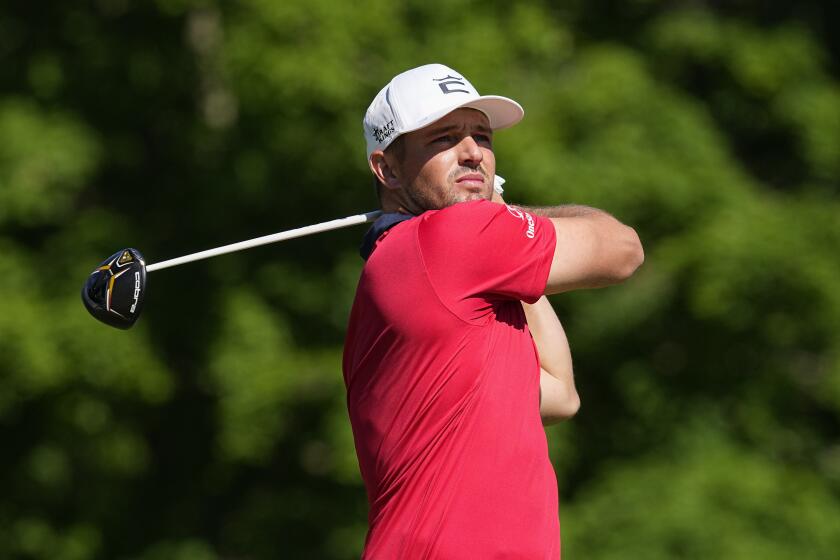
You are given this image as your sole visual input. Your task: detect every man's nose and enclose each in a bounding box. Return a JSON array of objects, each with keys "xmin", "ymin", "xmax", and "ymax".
[{"xmin": 457, "ymin": 136, "xmax": 483, "ymax": 167}]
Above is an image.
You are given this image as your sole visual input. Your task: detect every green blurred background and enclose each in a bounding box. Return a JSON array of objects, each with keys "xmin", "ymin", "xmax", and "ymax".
[{"xmin": 2, "ymin": 0, "xmax": 839, "ymax": 558}]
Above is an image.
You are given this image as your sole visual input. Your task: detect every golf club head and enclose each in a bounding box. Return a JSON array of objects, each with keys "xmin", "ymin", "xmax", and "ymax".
[{"xmin": 81, "ymin": 248, "xmax": 147, "ymax": 329}]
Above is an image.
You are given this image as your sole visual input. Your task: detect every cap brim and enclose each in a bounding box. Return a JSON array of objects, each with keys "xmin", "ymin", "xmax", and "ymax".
[
  {"xmin": 401, "ymin": 95, "xmax": 524, "ymax": 137},
  {"xmin": 460, "ymin": 96, "xmax": 524, "ymax": 130}
]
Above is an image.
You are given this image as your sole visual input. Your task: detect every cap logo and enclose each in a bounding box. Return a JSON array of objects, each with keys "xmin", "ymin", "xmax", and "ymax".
[
  {"xmin": 434, "ymin": 75, "xmax": 469, "ymax": 95},
  {"xmin": 372, "ymin": 119, "xmax": 396, "ymax": 143}
]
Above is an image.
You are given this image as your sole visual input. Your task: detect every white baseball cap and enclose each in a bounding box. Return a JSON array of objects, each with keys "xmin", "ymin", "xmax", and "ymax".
[{"xmin": 364, "ymin": 63, "xmax": 524, "ymax": 159}]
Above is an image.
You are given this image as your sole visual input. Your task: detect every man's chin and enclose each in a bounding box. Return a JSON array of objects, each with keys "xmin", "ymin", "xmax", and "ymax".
[
  {"xmin": 452, "ymin": 190, "xmax": 492, "ymax": 204},
  {"xmin": 427, "ymin": 186, "xmax": 491, "ymax": 209}
]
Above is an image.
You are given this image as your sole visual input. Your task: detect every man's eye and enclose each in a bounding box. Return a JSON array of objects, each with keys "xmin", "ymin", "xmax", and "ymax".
[
  {"xmin": 475, "ymin": 134, "xmax": 491, "ymax": 143},
  {"xmin": 433, "ymin": 135, "xmax": 454, "ymax": 143}
]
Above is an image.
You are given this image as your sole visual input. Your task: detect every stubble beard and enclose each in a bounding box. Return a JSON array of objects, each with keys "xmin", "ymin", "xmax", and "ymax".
[{"xmin": 406, "ymin": 167, "xmax": 492, "ymax": 212}]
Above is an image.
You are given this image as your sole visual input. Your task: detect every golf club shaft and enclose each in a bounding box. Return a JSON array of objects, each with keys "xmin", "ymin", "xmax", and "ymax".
[{"xmin": 146, "ymin": 210, "xmax": 383, "ymax": 272}]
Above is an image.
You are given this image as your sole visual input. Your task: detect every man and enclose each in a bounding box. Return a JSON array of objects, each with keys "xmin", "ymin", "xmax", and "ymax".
[{"xmin": 343, "ymin": 64, "xmax": 644, "ymax": 559}]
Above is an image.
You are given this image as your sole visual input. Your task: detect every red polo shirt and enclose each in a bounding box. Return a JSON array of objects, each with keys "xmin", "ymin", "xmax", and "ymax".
[{"xmin": 343, "ymin": 199, "xmax": 559, "ymax": 559}]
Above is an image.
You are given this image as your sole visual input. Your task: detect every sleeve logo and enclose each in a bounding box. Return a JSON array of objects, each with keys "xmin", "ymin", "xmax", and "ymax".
[{"xmin": 505, "ymin": 205, "xmax": 535, "ymax": 239}]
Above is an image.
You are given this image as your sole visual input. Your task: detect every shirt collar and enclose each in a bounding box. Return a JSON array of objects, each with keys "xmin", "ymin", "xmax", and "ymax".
[{"xmin": 359, "ymin": 212, "xmax": 415, "ymax": 260}]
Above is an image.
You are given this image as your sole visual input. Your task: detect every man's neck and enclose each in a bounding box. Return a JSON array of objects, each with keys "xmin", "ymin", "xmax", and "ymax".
[
  {"xmin": 380, "ymin": 192, "xmax": 420, "ymax": 215},
  {"xmin": 380, "ymin": 200, "xmax": 409, "ymax": 214}
]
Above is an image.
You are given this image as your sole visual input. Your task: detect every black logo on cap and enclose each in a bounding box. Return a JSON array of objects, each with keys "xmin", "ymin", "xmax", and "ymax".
[
  {"xmin": 434, "ymin": 75, "xmax": 469, "ymax": 95},
  {"xmin": 372, "ymin": 119, "xmax": 396, "ymax": 143}
]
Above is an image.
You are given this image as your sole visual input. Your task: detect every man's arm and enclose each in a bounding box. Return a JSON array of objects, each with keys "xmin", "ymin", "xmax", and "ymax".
[
  {"xmin": 518, "ymin": 204, "xmax": 645, "ymax": 294},
  {"xmin": 488, "ymin": 195, "xmax": 634, "ymax": 422},
  {"xmin": 522, "ymin": 296, "xmax": 580, "ymax": 425},
  {"xmin": 522, "ymin": 204, "xmax": 601, "ymax": 218}
]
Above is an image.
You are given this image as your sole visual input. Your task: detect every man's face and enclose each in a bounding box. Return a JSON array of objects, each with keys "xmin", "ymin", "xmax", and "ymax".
[{"xmin": 388, "ymin": 108, "xmax": 496, "ymax": 212}]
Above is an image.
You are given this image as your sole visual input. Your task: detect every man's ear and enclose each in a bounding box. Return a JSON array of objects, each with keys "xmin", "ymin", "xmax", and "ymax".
[{"xmin": 369, "ymin": 151, "xmax": 402, "ymax": 190}]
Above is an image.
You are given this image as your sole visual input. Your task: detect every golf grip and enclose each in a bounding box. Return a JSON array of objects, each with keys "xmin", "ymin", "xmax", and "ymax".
[{"xmin": 146, "ymin": 210, "xmax": 383, "ymax": 272}]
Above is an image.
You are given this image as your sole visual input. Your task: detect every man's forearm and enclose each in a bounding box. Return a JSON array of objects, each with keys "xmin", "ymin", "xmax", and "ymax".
[
  {"xmin": 497, "ymin": 189, "xmax": 605, "ymax": 218},
  {"xmin": 499, "ymin": 194, "xmax": 643, "ymax": 294},
  {"xmin": 515, "ymin": 201, "xmax": 644, "ymax": 293},
  {"xmin": 523, "ymin": 297, "xmax": 580, "ymax": 422},
  {"xmin": 522, "ymin": 297, "xmax": 574, "ymax": 379},
  {"xmin": 539, "ymin": 369, "xmax": 579, "ymax": 426},
  {"xmin": 517, "ymin": 204, "xmax": 606, "ymax": 218}
]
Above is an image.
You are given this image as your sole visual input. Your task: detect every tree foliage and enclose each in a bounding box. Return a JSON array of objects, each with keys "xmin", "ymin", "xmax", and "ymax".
[{"xmin": 1, "ymin": 1, "xmax": 838, "ymax": 558}]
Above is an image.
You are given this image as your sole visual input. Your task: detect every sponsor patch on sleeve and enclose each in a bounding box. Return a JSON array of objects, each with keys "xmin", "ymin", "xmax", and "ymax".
[{"xmin": 505, "ymin": 205, "xmax": 535, "ymax": 239}]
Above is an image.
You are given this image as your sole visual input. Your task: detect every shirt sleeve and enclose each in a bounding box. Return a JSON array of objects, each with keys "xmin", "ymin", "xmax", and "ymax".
[{"xmin": 417, "ymin": 200, "xmax": 556, "ymax": 322}]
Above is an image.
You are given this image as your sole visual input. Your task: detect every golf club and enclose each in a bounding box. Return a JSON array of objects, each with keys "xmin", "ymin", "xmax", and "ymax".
[{"xmin": 82, "ymin": 210, "xmax": 383, "ymax": 329}]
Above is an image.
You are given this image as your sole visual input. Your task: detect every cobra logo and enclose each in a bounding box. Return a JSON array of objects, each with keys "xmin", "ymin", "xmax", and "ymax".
[{"xmin": 130, "ymin": 271, "xmax": 141, "ymax": 313}]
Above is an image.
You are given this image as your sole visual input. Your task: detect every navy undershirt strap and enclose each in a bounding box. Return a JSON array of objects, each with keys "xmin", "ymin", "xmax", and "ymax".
[{"xmin": 360, "ymin": 212, "xmax": 415, "ymax": 260}]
